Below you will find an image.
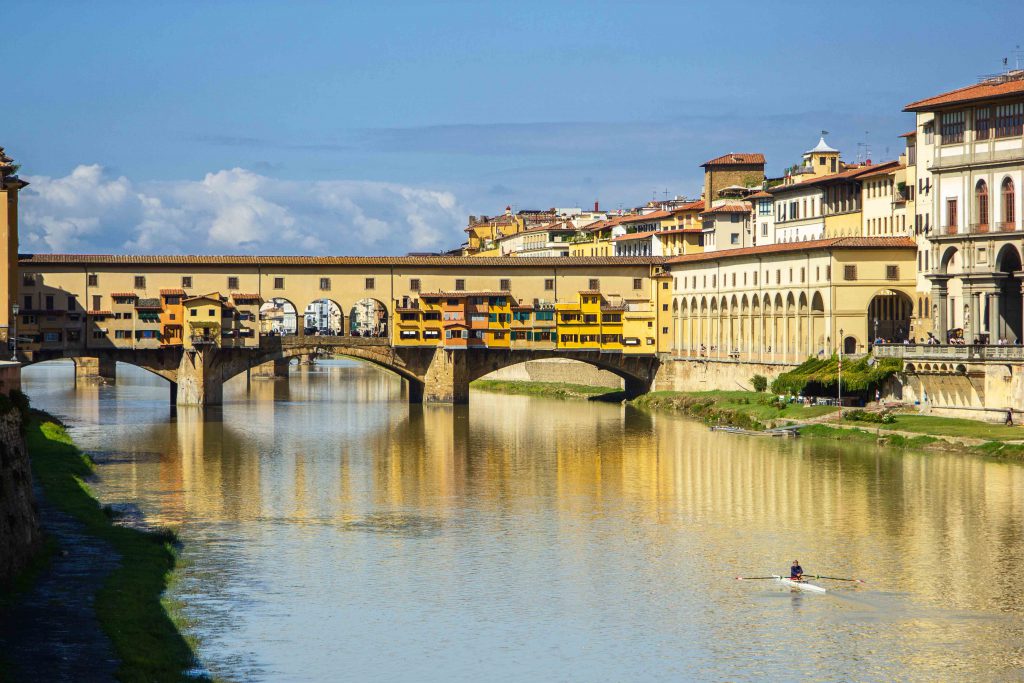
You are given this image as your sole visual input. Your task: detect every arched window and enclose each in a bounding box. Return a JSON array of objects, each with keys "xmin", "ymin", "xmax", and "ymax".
[
  {"xmin": 1003, "ymin": 177, "xmax": 1015, "ymax": 228},
  {"xmin": 976, "ymin": 179, "xmax": 989, "ymax": 227}
]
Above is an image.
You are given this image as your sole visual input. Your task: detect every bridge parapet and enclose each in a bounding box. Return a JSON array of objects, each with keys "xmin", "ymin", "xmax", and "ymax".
[{"xmin": 875, "ymin": 343, "xmax": 1024, "ymax": 362}]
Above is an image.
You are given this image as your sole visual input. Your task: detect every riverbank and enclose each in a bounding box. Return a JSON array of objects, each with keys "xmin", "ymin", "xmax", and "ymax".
[
  {"xmin": 0, "ymin": 412, "xmax": 206, "ymax": 682},
  {"xmin": 471, "ymin": 379, "xmax": 624, "ymax": 401},
  {"xmin": 473, "ymin": 380, "xmax": 1024, "ymax": 458}
]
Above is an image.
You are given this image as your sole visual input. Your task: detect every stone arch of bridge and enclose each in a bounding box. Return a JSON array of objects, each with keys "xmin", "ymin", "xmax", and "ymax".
[{"xmin": 20, "ymin": 350, "xmax": 179, "ymax": 384}]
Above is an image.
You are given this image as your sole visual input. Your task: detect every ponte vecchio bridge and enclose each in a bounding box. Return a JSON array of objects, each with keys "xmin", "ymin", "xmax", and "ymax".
[{"xmin": 13, "ymin": 254, "xmax": 671, "ymax": 405}]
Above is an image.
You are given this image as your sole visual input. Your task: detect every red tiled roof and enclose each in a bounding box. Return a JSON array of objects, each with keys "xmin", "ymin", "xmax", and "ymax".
[
  {"xmin": 618, "ymin": 210, "xmax": 672, "ymax": 224},
  {"xmin": 702, "ymin": 153, "xmax": 766, "ymax": 167},
  {"xmin": 904, "ymin": 73, "xmax": 1024, "ymax": 111},
  {"xmin": 160, "ymin": 288, "xmax": 186, "ymax": 295},
  {"xmin": 899, "ymin": 130, "xmax": 917, "ymax": 138},
  {"xmin": 856, "ymin": 162, "xmax": 906, "ymax": 179},
  {"xmin": 110, "ymin": 292, "xmax": 137, "ymax": 298},
  {"xmin": 671, "ymin": 200, "xmax": 705, "ymax": 213},
  {"xmin": 666, "ymin": 237, "xmax": 916, "ymax": 265},
  {"xmin": 231, "ymin": 293, "xmax": 262, "ymax": 302},
  {"xmin": 20, "ymin": 254, "xmax": 666, "ymax": 267},
  {"xmin": 657, "ymin": 227, "xmax": 703, "ymax": 235},
  {"xmin": 612, "ymin": 230, "xmax": 658, "ymax": 242},
  {"xmin": 768, "ymin": 161, "xmax": 900, "ymax": 194},
  {"xmin": 87, "ymin": 310, "xmax": 112, "ymax": 316},
  {"xmin": 744, "ymin": 190, "xmax": 772, "ymax": 200},
  {"xmin": 578, "ymin": 289, "xmax": 603, "ymax": 296},
  {"xmin": 700, "ymin": 202, "xmax": 751, "ymax": 216}
]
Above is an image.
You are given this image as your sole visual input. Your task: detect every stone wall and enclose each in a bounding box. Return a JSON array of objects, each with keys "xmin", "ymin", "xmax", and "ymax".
[
  {"xmin": 479, "ymin": 359, "xmax": 623, "ymax": 389},
  {"xmin": 0, "ymin": 408, "xmax": 41, "ymax": 583},
  {"xmin": 652, "ymin": 358, "xmax": 798, "ymax": 393}
]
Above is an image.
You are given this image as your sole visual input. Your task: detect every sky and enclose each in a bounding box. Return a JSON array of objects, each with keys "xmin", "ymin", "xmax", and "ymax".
[{"xmin": 5, "ymin": 1, "xmax": 1024, "ymax": 255}]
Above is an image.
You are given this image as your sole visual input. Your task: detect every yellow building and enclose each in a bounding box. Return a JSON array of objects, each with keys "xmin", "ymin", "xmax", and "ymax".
[{"xmin": 184, "ymin": 293, "xmax": 224, "ymax": 349}]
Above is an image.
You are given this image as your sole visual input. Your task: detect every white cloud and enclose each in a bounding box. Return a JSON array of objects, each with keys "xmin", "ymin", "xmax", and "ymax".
[{"xmin": 19, "ymin": 166, "xmax": 466, "ymax": 255}]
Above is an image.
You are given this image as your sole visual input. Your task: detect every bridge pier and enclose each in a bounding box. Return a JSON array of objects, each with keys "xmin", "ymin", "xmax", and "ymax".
[
  {"xmin": 175, "ymin": 348, "xmax": 224, "ymax": 406},
  {"xmin": 251, "ymin": 359, "xmax": 290, "ymax": 380},
  {"xmin": 421, "ymin": 349, "xmax": 470, "ymax": 404},
  {"xmin": 623, "ymin": 375, "xmax": 652, "ymax": 398},
  {"xmin": 73, "ymin": 357, "xmax": 117, "ymax": 384}
]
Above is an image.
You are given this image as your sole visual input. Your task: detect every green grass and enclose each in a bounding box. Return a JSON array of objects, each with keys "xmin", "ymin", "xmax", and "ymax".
[
  {"xmin": 25, "ymin": 412, "xmax": 206, "ymax": 683},
  {"xmin": 798, "ymin": 424, "xmax": 939, "ymax": 450},
  {"xmin": 629, "ymin": 390, "xmax": 838, "ymax": 431},
  {"xmin": 471, "ymin": 379, "xmax": 622, "ymax": 400},
  {"xmin": 861, "ymin": 414, "xmax": 1024, "ymax": 442}
]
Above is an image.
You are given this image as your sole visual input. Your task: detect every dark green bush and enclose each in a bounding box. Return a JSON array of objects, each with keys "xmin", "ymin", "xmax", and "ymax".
[{"xmin": 751, "ymin": 374, "xmax": 768, "ymax": 392}]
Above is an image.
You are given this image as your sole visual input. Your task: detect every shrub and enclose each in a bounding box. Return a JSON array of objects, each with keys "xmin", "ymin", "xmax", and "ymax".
[
  {"xmin": 751, "ymin": 374, "xmax": 768, "ymax": 392},
  {"xmin": 845, "ymin": 409, "xmax": 895, "ymax": 424}
]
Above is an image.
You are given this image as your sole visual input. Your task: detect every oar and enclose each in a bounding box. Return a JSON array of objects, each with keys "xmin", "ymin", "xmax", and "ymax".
[
  {"xmin": 808, "ymin": 574, "xmax": 865, "ymax": 583},
  {"xmin": 735, "ymin": 576, "xmax": 780, "ymax": 580}
]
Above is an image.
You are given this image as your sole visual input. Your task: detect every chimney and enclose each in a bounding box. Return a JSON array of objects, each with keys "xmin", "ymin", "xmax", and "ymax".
[{"xmin": 594, "ymin": 200, "xmax": 600, "ymax": 212}]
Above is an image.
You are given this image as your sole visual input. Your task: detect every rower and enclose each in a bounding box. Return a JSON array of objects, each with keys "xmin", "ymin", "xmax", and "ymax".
[{"xmin": 790, "ymin": 560, "xmax": 803, "ymax": 580}]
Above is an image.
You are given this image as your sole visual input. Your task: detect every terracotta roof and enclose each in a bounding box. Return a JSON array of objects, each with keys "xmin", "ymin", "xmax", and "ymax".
[
  {"xmin": 577, "ymin": 289, "xmax": 603, "ymax": 296},
  {"xmin": 666, "ymin": 237, "xmax": 916, "ymax": 265},
  {"xmin": 110, "ymin": 292, "xmax": 137, "ymax": 298},
  {"xmin": 160, "ymin": 288, "xmax": 186, "ymax": 296},
  {"xmin": 702, "ymin": 153, "xmax": 766, "ymax": 167},
  {"xmin": 745, "ymin": 190, "xmax": 772, "ymax": 200},
  {"xmin": 671, "ymin": 200, "xmax": 705, "ymax": 213},
  {"xmin": 230, "ymin": 293, "xmax": 262, "ymax": 302},
  {"xmin": 768, "ymin": 162, "xmax": 900, "ymax": 194},
  {"xmin": 618, "ymin": 210, "xmax": 672, "ymax": 224},
  {"xmin": 657, "ymin": 227, "xmax": 703, "ymax": 235},
  {"xmin": 612, "ymin": 230, "xmax": 658, "ymax": 242},
  {"xmin": 183, "ymin": 293, "xmax": 223, "ymax": 304},
  {"xmin": 87, "ymin": 310, "xmax": 112, "ymax": 316},
  {"xmin": 899, "ymin": 130, "xmax": 917, "ymax": 138},
  {"xmin": 700, "ymin": 202, "xmax": 751, "ymax": 216},
  {"xmin": 904, "ymin": 73, "xmax": 1024, "ymax": 111},
  {"xmin": 856, "ymin": 162, "xmax": 905, "ymax": 179},
  {"xmin": 20, "ymin": 254, "xmax": 666, "ymax": 267}
]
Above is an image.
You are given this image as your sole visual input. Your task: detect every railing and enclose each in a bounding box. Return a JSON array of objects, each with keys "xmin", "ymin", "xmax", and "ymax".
[
  {"xmin": 874, "ymin": 343, "xmax": 1024, "ymax": 361},
  {"xmin": 938, "ymin": 222, "xmax": 1021, "ymax": 237}
]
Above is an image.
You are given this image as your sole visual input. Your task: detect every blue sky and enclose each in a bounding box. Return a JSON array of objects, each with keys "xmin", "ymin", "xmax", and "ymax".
[{"xmin": 5, "ymin": 1, "xmax": 1024, "ymax": 254}]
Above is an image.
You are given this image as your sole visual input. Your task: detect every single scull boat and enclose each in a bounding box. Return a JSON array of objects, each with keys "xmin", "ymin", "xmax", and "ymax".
[{"xmin": 773, "ymin": 574, "xmax": 827, "ymax": 593}]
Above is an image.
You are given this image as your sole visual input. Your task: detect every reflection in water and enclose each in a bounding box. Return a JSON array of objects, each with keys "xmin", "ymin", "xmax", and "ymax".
[{"xmin": 22, "ymin": 360, "xmax": 1024, "ymax": 682}]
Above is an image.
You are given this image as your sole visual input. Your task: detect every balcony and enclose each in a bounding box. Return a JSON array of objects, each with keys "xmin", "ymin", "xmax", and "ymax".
[
  {"xmin": 875, "ymin": 343, "xmax": 1024, "ymax": 362},
  {"xmin": 935, "ymin": 222, "xmax": 1021, "ymax": 238}
]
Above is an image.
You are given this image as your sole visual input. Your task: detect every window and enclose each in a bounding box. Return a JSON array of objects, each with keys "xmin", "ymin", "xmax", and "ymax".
[
  {"xmin": 44, "ymin": 295, "xmax": 54, "ymax": 310},
  {"xmin": 995, "ymin": 103, "xmax": 1024, "ymax": 138},
  {"xmin": 68, "ymin": 297, "xmax": 76, "ymax": 311},
  {"xmin": 500, "ymin": 278, "xmax": 511, "ymax": 291},
  {"xmin": 758, "ymin": 200, "xmax": 771, "ymax": 216},
  {"xmin": 633, "ymin": 278, "xmax": 642, "ymax": 289},
  {"xmin": 761, "ymin": 223, "xmax": 768, "ymax": 236},
  {"xmin": 274, "ymin": 277, "xmax": 284, "ymax": 289},
  {"xmin": 731, "ymin": 273, "xmax": 736, "ymax": 287},
  {"xmin": 410, "ymin": 278, "xmax": 421, "ymax": 291},
  {"xmin": 753, "ymin": 271, "xmax": 758, "ymax": 285},
  {"xmin": 182, "ymin": 276, "xmax": 192, "ymax": 288},
  {"xmin": 544, "ymin": 278, "xmax": 554, "ymax": 291},
  {"xmin": 662, "ymin": 327, "xmax": 669, "ymax": 334},
  {"xmin": 976, "ymin": 180, "xmax": 989, "ymax": 226},
  {"xmin": 886, "ymin": 265, "xmax": 899, "ymax": 281},
  {"xmin": 844, "ymin": 265, "xmax": 857, "ymax": 281},
  {"xmin": 947, "ymin": 198, "xmax": 958, "ymax": 228},
  {"xmin": 320, "ymin": 278, "xmax": 331, "ymax": 291},
  {"xmin": 134, "ymin": 276, "xmax": 146, "ymax": 289},
  {"xmin": 940, "ymin": 111, "xmax": 965, "ymax": 144},
  {"xmin": 976, "ymin": 107, "xmax": 991, "ymax": 140},
  {"xmin": 588, "ymin": 278, "xmax": 600, "ymax": 290},
  {"xmin": 228, "ymin": 276, "xmax": 239, "ymax": 290},
  {"xmin": 1001, "ymin": 177, "xmax": 1016, "ymax": 227},
  {"xmin": 800, "ymin": 268, "xmax": 805, "ymax": 283},
  {"xmin": 730, "ymin": 233, "xmax": 739, "ymax": 245},
  {"xmin": 775, "ymin": 270, "xmax": 781, "ymax": 285},
  {"xmin": 826, "ymin": 265, "xmax": 831, "ymax": 281},
  {"xmin": 923, "ymin": 122, "xmax": 934, "ymax": 145},
  {"xmin": 364, "ymin": 278, "xmax": 375, "ymax": 290}
]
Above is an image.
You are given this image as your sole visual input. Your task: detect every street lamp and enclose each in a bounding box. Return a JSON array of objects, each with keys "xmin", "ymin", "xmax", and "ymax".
[{"xmin": 10, "ymin": 303, "xmax": 19, "ymax": 361}]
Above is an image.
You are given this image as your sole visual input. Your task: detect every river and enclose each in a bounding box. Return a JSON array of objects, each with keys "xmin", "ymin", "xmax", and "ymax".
[{"xmin": 21, "ymin": 360, "xmax": 1024, "ymax": 682}]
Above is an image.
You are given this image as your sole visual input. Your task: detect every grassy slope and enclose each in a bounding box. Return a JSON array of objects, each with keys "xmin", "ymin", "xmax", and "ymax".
[
  {"xmin": 631, "ymin": 390, "xmax": 837, "ymax": 430},
  {"xmin": 471, "ymin": 379, "xmax": 622, "ymax": 400},
  {"xmin": 25, "ymin": 413, "xmax": 205, "ymax": 683}
]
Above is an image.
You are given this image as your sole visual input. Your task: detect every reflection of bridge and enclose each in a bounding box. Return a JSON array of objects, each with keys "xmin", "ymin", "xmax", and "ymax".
[{"xmin": 22, "ymin": 335, "xmax": 660, "ymax": 405}]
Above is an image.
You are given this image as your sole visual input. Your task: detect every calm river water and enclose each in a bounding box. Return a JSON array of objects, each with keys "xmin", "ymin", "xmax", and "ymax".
[{"xmin": 21, "ymin": 360, "xmax": 1024, "ymax": 682}]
